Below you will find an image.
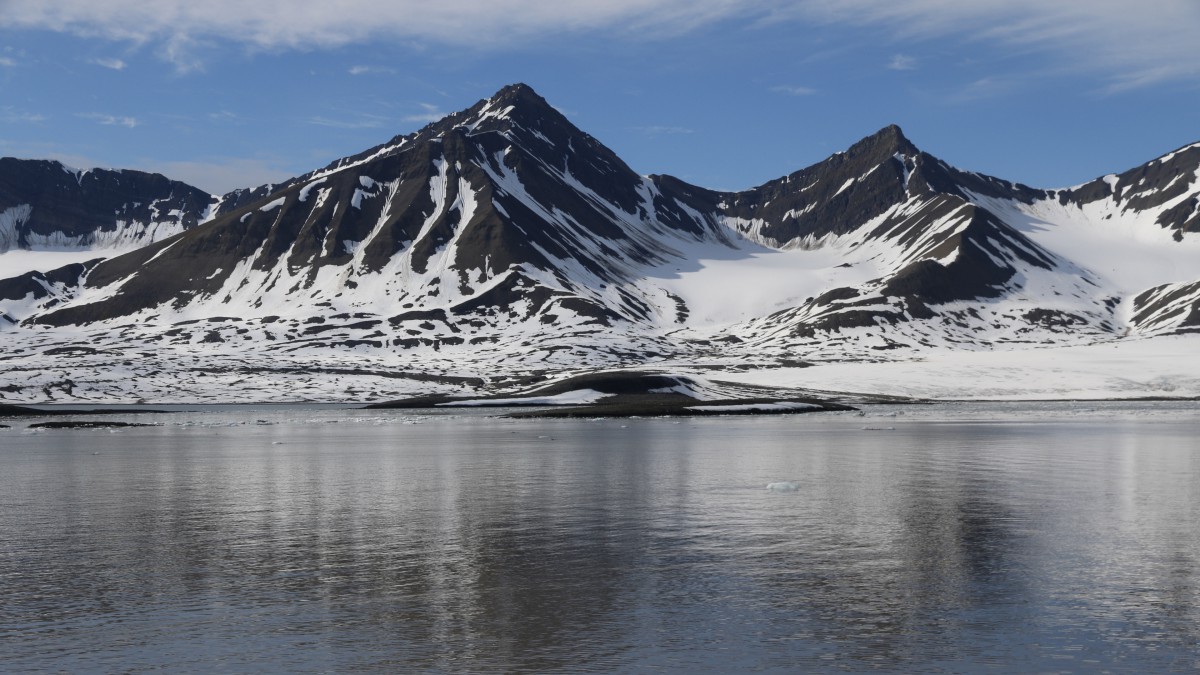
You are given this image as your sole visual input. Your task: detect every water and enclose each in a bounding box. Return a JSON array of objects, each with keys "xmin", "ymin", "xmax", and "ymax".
[{"xmin": 2, "ymin": 403, "xmax": 1199, "ymax": 672}]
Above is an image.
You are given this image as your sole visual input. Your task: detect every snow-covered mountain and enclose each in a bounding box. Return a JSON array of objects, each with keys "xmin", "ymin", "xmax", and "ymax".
[{"xmin": 1, "ymin": 83, "xmax": 1198, "ymax": 403}]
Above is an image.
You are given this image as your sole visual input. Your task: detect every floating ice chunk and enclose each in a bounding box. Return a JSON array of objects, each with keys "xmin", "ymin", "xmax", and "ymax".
[{"xmin": 766, "ymin": 481, "xmax": 801, "ymax": 492}]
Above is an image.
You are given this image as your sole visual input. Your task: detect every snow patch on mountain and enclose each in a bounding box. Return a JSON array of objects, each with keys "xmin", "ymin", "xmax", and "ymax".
[
  {"xmin": 972, "ymin": 192, "xmax": 1200, "ymax": 293},
  {"xmin": 298, "ymin": 178, "xmax": 327, "ymax": 202}
]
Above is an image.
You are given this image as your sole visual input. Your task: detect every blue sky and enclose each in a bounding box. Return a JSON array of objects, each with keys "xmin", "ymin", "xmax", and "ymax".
[{"xmin": 2, "ymin": 1, "xmax": 1198, "ymax": 194}]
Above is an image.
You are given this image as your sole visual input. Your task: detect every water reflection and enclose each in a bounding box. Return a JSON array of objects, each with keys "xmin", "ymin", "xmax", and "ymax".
[{"xmin": 2, "ymin": 406, "xmax": 1199, "ymax": 671}]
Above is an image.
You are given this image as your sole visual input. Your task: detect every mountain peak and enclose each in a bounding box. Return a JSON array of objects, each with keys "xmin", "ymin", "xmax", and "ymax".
[
  {"xmin": 472, "ymin": 82, "xmax": 563, "ymax": 125},
  {"xmin": 491, "ymin": 82, "xmax": 544, "ymax": 103},
  {"xmin": 439, "ymin": 82, "xmax": 569, "ymax": 138},
  {"xmin": 852, "ymin": 124, "xmax": 918, "ymax": 157}
]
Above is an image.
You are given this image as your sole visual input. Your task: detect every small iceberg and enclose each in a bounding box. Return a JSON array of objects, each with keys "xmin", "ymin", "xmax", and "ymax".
[{"xmin": 766, "ymin": 481, "xmax": 801, "ymax": 492}]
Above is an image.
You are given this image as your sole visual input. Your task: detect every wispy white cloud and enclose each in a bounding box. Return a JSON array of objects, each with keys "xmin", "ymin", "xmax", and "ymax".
[
  {"xmin": 950, "ymin": 76, "xmax": 1020, "ymax": 102},
  {"xmin": 770, "ymin": 85, "xmax": 818, "ymax": 96},
  {"xmin": 3, "ymin": 1, "xmax": 1199, "ymax": 89},
  {"xmin": 160, "ymin": 32, "xmax": 206, "ymax": 74},
  {"xmin": 89, "ymin": 56, "xmax": 126, "ymax": 70},
  {"xmin": 307, "ymin": 114, "xmax": 389, "ymax": 129},
  {"xmin": 1, "ymin": 107, "xmax": 45, "ymax": 123},
  {"xmin": 636, "ymin": 125, "xmax": 695, "ymax": 136},
  {"xmin": 136, "ymin": 157, "xmax": 294, "ymax": 193},
  {"xmin": 348, "ymin": 65, "xmax": 396, "ymax": 75},
  {"xmin": 77, "ymin": 112, "xmax": 140, "ymax": 128},
  {"xmin": 777, "ymin": 0, "xmax": 1200, "ymax": 90},
  {"xmin": 0, "ymin": 1, "xmax": 740, "ymax": 51},
  {"xmin": 403, "ymin": 103, "xmax": 444, "ymax": 124},
  {"xmin": 887, "ymin": 54, "xmax": 916, "ymax": 71},
  {"xmin": 0, "ymin": 56, "xmax": 17, "ymax": 67}
]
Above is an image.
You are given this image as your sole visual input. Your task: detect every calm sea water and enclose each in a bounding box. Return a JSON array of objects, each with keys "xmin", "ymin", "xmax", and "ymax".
[{"xmin": 2, "ymin": 402, "xmax": 1199, "ymax": 672}]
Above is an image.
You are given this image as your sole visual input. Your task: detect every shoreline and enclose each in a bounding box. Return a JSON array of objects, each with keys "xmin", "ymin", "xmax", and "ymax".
[{"xmin": 4, "ymin": 395, "xmax": 1200, "ymax": 412}]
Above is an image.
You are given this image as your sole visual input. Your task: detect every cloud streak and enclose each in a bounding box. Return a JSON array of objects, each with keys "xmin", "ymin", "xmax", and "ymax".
[
  {"xmin": 307, "ymin": 115, "xmax": 388, "ymax": 129},
  {"xmin": 348, "ymin": 65, "xmax": 396, "ymax": 75},
  {"xmin": 887, "ymin": 54, "xmax": 916, "ymax": 71},
  {"xmin": 1, "ymin": 107, "xmax": 45, "ymax": 123},
  {"xmin": 77, "ymin": 112, "xmax": 140, "ymax": 128},
  {"xmin": 771, "ymin": 85, "xmax": 818, "ymax": 96},
  {"xmin": 89, "ymin": 57, "xmax": 127, "ymax": 70},
  {"xmin": 0, "ymin": 1, "xmax": 738, "ymax": 50},
  {"xmin": 137, "ymin": 157, "xmax": 294, "ymax": 193},
  {"xmin": 402, "ymin": 103, "xmax": 444, "ymax": 124},
  {"xmin": 635, "ymin": 125, "xmax": 695, "ymax": 136},
  {"xmin": 4, "ymin": 0, "xmax": 1199, "ymax": 89},
  {"xmin": 781, "ymin": 0, "xmax": 1200, "ymax": 90}
]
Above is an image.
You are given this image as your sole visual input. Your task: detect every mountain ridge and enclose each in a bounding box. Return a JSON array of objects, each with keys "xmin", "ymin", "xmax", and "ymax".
[{"xmin": 1, "ymin": 83, "xmax": 1198, "ymax": 403}]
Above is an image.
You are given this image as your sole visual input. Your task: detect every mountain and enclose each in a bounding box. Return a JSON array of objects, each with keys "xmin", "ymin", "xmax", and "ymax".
[
  {"xmin": 0, "ymin": 158, "xmax": 219, "ymax": 253},
  {"xmin": 1, "ymin": 83, "xmax": 1198, "ymax": 403}
]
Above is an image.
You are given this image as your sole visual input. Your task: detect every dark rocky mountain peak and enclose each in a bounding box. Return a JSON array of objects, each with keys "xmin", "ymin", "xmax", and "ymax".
[
  {"xmin": 464, "ymin": 82, "xmax": 557, "ymax": 123},
  {"xmin": 211, "ymin": 83, "xmax": 632, "ymax": 217},
  {"xmin": 848, "ymin": 124, "xmax": 920, "ymax": 161},
  {"xmin": 1055, "ymin": 139, "xmax": 1200, "ymax": 238},
  {"xmin": 711, "ymin": 125, "xmax": 928, "ymax": 244},
  {"xmin": 403, "ymin": 82, "xmax": 569, "ymax": 142}
]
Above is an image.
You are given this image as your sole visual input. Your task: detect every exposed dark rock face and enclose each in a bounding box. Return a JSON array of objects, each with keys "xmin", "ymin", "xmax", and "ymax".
[
  {"xmin": 0, "ymin": 159, "xmax": 218, "ymax": 252},
  {"xmin": 713, "ymin": 125, "xmax": 920, "ymax": 244},
  {"xmin": 0, "ymin": 261, "xmax": 97, "ymax": 302},
  {"xmin": 1058, "ymin": 143, "xmax": 1200, "ymax": 236},
  {"xmin": 1131, "ymin": 281, "xmax": 1200, "ymax": 333}
]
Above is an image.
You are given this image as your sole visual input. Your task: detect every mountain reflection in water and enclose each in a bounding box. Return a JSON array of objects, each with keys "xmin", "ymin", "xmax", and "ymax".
[{"xmin": 2, "ymin": 403, "xmax": 1198, "ymax": 671}]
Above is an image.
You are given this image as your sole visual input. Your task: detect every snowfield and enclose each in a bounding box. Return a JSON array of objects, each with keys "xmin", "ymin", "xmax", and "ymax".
[
  {"xmin": 0, "ymin": 250, "xmax": 111, "ymax": 278},
  {"xmin": 706, "ymin": 335, "xmax": 1200, "ymax": 401}
]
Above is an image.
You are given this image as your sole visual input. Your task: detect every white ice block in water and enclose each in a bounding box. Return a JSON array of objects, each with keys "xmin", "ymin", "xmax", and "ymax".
[{"xmin": 766, "ymin": 481, "xmax": 801, "ymax": 492}]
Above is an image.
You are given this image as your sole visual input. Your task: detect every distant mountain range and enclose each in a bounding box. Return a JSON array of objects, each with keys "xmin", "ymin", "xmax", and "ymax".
[{"xmin": 1, "ymin": 83, "xmax": 1198, "ymax": 403}]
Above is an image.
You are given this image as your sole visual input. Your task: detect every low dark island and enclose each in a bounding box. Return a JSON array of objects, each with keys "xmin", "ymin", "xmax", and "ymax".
[
  {"xmin": 1, "ymin": 402, "xmax": 166, "ymax": 428},
  {"xmin": 368, "ymin": 371, "xmax": 857, "ymax": 418},
  {"xmin": 28, "ymin": 420, "xmax": 159, "ymax": 429}
]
